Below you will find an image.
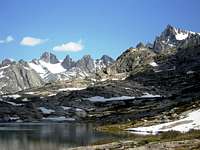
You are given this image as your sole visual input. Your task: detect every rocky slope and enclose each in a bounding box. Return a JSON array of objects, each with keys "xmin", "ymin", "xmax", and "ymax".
[
  {"xmin": 0, "ymin": 60, "xmax": 44, "ymax": 94},
  {"xmin": 106, "ymin": 45, "xmax": 156, "ymax": 76},
  {"xmin": 0, "ymin": 25, "xmax": 200, "ymax": 125}
]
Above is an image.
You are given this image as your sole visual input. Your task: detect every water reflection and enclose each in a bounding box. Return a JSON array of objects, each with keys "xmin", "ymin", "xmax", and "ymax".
[{"xmin": 0, "ymin": 123, "xmax": 115, "ymax": 150}]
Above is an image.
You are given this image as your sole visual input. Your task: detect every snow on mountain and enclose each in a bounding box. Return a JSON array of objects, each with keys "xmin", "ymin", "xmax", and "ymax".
[
  {"xmin": 94, "ymin": 59, "xmax": 106, "ymax": 70},
  {"xmin": 38, "ymin": 60, "xmax": 66, "ymax": 74},
  {"xmin": 29, "ymin": 60, "xmax": 78, "ymax": 81},
  {"xmin": 153, "ymin": 25, "xmax": 200, "ymax": 52},
  {"xmin": 173, "ymin": 27, "xmax": 200, "ymax": 41},
  {"xmin": 175, "ymin": 32, "xmax": 189, "ymax": 41},
  {"xmin": 28, "ymin": 52, "xmax": 115, "ymax": 82},
  {"xmin": 28, "ymin": 61, "xmax": 46, "ymax": 76},
  {"xmin": 95, "ymin": 55, "xmax": 115, "ymax": 70}
]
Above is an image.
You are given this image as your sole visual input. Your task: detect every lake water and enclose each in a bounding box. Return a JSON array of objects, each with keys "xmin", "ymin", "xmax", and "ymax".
[{"xmin": 0, "ymin": 123, "xmax": 117, "ymax": 150}]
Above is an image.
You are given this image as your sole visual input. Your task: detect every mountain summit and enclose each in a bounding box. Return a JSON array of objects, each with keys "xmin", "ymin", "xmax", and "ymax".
[
  {"xmin": 153, "ymin": 25, "xmax": 200, "ymax": 53},
  {"xmin": 40, "ymin": 52, "xmax": 60, "ymax": 64}
]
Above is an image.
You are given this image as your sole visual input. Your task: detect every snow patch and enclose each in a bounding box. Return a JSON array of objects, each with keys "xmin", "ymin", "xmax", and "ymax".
[
  {"xmin": 23, "ymin": 66, "xmax": 31, "ymax": 70},
  {"xmin": 76, "ymin": 108, "xmax": 84, "ymax": 111},
  {"xmin": 38, "ymin": 60, "xmax": 66, "ymax": 74},
  {"xmin": 3, "ymin": 94, "xmax": 21, "ymax": 99},
  {"xmin": 127, "ymin": 108, "xmax": 200, "ymax": 135},
  {"xmin": 187, "ymin": 71, "xmax": 195, "ymax": 74},
  {"xmin": 48, "ymin": 93, "xmax": 57, "ymax": 97},
  {"xmin": 38, "ymin": 107, "xmax": 55, "ymax": 114},
  {"xmin": 175, "ymin": 33, "xmax": 188, "ymax": 40},
  {"xmin": 141, "ymin": 92, "xmax": 161, "ymax": 98},
  {"xmin": 0, "ymin": 65, "xmax": 10, "ymax": 70},
  {"xmin": 149, "ymin": 62, "xmax": 158, "ymax": 67},
  {"xmin": 57, "ymin": 87, "xmax": 86, "ymax": 91},
  {"xmin": 9, "ymin": 116, "xmax": 20, "ymax": 120},
  {"xmin": 174, "ymin": 28, "xmax": 189, "ymax": 40},
  {"xmin": 22, "ymin": 98, "xmax": 29, "ymax": 102},
  {"xmin": 25, "ymin": 92, "xmax": 36, "ymax": 95},
  {"xmin": 87, "ymin": 93, "xmax": 161, "ymax": 102},
  {"xmin": 29, "ymin": 60, "xmax": 66, "ymax": 79},
  {"xmin": 87, "ymin": 96, "xmax": 135, "ymax": 102},
  {"xmin": 100, "ymin": 78, "xmax": 107, "ymax": 82},
  {"xmin": 111, "ymin": 78, "xmax": 120, "ymax": 81},
  {"xmin": 28, "ymin": 62, "xmax": 46, "ymax": 74},
  {"xmin": 0, "ymin": 71, "xmax": 5, "ymax": 78},
  {"xmin": 61, "ymin": 106, "xmax": 72, "ymax": 110}
]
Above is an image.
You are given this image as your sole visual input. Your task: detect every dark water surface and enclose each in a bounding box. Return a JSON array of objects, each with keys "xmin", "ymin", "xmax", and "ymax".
[{"xmin": 0, "ymin": 123, "xmax": 117, "ymax": 150}]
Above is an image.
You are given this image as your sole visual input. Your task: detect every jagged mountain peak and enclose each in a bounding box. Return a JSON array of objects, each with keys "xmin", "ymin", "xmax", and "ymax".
[
  {"xmin": 161, "ymin": 25, "xmax": 194, "ymax": 41},
  {"xmin": 100, "ymin": 55, "xmax": 114, "ymax": 61},
  {"xmin": 40, "ymin": 51, "xmax": 59, "ymax": 64},
  {"xmin": 136, "ymin": 42, "xmax": 145, "ymax": 49},
  {"xmin": 94, "ymin": 55, "xmax": 115, "ymax": 71},
  {"xmin": 61, "ymin": 55, "xmax": 75, "ymax": 70},
  {"xmin": 76, "ymin": 55, "xmax": 95, "ymax": 73},
  {"xmin": 153, "ymin": 25, "xmax": 200, "ymax": 53}
]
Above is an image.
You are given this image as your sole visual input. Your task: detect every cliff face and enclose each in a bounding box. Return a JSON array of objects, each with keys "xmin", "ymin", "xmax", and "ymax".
[{"xmin": 0, "ymin": 61, "xmax": 44, "ymax": 94}]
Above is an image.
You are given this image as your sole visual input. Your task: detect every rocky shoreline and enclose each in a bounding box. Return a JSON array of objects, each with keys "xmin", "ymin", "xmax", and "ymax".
[{"xmin": 68, "ymin": 139, "xmax": 200, "ymax": 150}]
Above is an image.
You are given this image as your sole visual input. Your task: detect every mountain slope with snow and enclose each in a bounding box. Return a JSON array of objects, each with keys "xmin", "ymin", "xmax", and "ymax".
[{"xmin": 28, "ymin": 52, "xmax": 115, "ymax": 82}]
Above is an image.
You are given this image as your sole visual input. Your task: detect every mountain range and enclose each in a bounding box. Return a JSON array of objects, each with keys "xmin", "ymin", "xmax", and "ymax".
[
  {"xmin": 0, "ymin": 25, "xmax": 200, "ymax": 94},
  {"xmin": 0, "ymin": 52, "xmax": 114, "ymax": 94}
]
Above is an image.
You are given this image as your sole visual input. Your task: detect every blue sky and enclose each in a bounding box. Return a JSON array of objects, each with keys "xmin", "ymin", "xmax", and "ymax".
[{"xmin": 0, "ymin": 0, "xmax": 200, "ymax": 61}]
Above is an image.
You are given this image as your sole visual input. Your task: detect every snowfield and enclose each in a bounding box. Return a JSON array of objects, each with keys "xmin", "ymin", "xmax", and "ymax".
[
  {"xmin": 38, "ymin": 60, "xmax": 66, "ymax": 74},
  {"xmin": 127, "ymin": 108, "xmax": 200, "ymax": 135},
  {"xmin": 28, "ymin": 60, "xmax": 66, "ymax": 78}
]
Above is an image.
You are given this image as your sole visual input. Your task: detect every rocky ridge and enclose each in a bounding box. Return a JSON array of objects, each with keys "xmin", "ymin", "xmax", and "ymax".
[{"xmin": 0, "ymin": 53, "xmax": 114, "ymax": 94}]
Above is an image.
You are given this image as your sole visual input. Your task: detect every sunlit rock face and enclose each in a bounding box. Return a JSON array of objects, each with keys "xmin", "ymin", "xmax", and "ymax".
[{"xmin": 0, "ymin": 61, "xmax": 44, "ymax": 94}]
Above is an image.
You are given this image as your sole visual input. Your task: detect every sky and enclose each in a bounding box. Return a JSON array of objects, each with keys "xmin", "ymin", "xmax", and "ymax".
[{"xmin": 0, "ymin": 0, "xmax": 200, "ymax": 61}]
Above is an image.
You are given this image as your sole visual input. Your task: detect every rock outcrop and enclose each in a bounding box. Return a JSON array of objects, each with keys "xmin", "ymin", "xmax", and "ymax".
[
  {"xmin": 0, "ymin": 61, "xmax": 44, "ymax": 94},
  {"xmin": 61, "ymin": 55, "xmax": 76, "ymax": 70},
  {"xmin": 40, "ymin": 52, "xmax": 59, "ymax": 64}
]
